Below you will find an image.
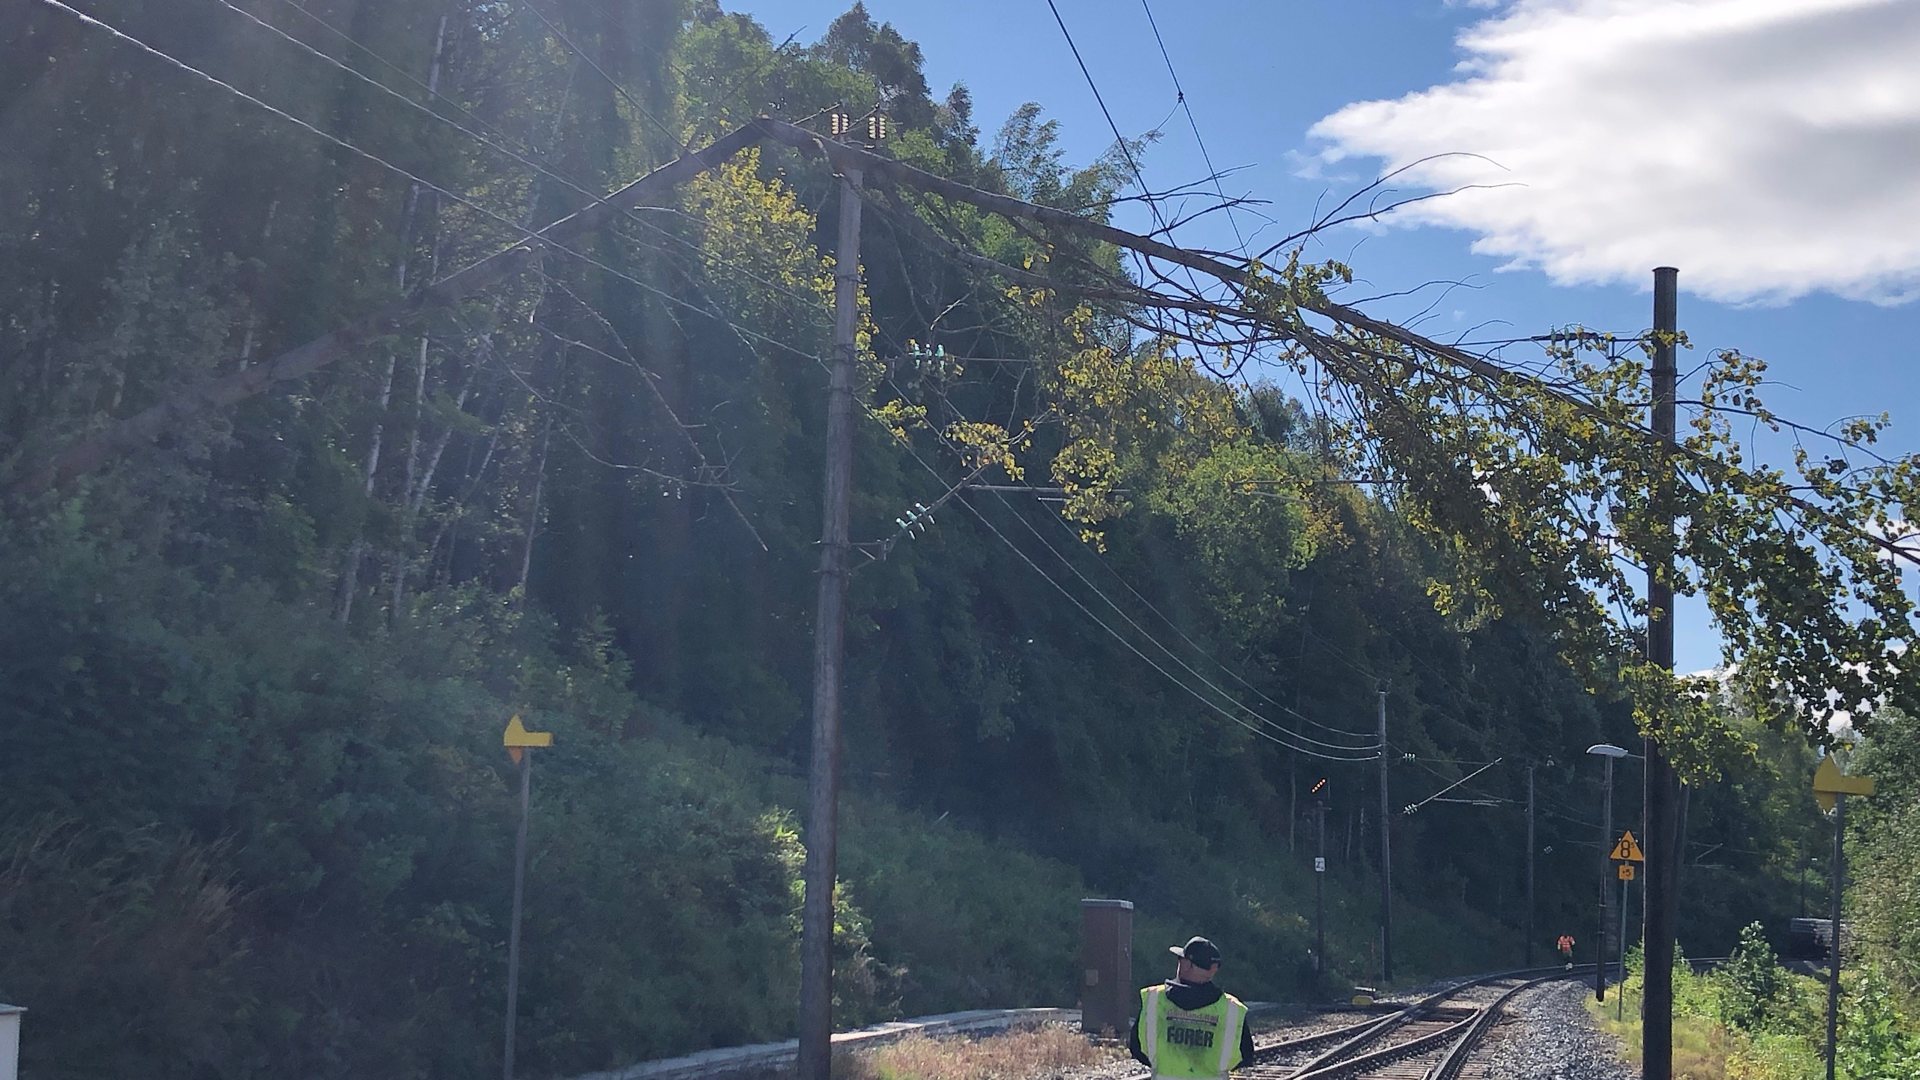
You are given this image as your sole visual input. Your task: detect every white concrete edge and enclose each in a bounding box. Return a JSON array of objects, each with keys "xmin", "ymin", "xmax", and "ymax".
[
  {"xmin": 566, "ymin": 999, "xmax": 1311, "ymax": 1080},
  {"xmin": 567, "ymin": 1007, "xmax": 1079, "ymax": 1080}
]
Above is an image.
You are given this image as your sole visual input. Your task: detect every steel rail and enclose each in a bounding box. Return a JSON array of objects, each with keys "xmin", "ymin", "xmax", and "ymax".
[{"xmin": 1259, "ymin": 965, "xmax": 1597, "ymax": 1080}]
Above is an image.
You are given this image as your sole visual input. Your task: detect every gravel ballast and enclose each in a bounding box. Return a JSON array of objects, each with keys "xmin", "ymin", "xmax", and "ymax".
[{"xmin": 1464, "ymin": 979, "xmax": 1637, "ymax": 1080}]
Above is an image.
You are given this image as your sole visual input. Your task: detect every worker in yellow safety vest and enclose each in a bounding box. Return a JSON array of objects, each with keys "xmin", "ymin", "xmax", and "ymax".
[{"xmin": 1129, "ymin": 936, "xmax": 1254, "ymax": 1077}]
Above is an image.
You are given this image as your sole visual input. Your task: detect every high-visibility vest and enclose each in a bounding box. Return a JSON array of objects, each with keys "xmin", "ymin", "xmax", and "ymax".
[{"xmin": 1138, "ymin": 985, "xmax": 1248, "ymax": 1078}]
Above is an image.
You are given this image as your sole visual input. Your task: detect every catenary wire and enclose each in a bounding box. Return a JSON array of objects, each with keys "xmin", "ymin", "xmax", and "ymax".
[
  {"xmin": 1137, "ymin": 0, "xmax": 1249, "ymax": 258},
  {"xmin": 900, "ymin": 444, "xmax": 1382, "ymax": 762},
  {"xmin": 30, "ymin": 0, "xmax": 767, "ymax": 363},
  {"xmin": 213, "ymin": 0, "xmax": 776, "ymax": 294},
  {"xmin": 511, "ymin": 0, "xmax": 686, "ymax": 151},
  {"xmin": 885, "ymin": 373, "xmax": 1381, "ymax": 753},
  {"xmin": 228, "ymin": 0, "xmax": 859, "ymax": 339},
  {"xmin": 1042, "ymin": 510, "xmax": 1380, "ymax": 741},
  {"xmin": 994, "ymin": 495, "xmax": 1381, "ymax": 750}
]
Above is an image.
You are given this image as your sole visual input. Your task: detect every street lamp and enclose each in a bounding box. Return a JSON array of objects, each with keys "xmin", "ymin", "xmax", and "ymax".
[{"xmin": 1588, "ymin": 744, "xmax": 1630, "ymax": 1002}]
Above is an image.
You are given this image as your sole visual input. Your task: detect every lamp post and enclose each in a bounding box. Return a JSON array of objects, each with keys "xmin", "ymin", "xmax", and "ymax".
[{"xmin": 1588, "ymin": 743, "xmax": 1630, "ymax": 1001}]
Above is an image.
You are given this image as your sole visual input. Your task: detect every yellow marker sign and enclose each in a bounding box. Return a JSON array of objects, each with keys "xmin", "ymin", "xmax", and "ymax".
[
  {"xmin": 503, "ymin": 714, "xmax": 554, "ymax": 764},
  {"xmin": 1610, "ymin": 830, "xmax": 1645, "ymax": 863},
  {"xmin": 1812, "ymin": 757, "xmax": 1874, "ymax": 813},
  {"xmin": 1618, "ymin": 864, "xmax": 1636, "ymax": 881}
]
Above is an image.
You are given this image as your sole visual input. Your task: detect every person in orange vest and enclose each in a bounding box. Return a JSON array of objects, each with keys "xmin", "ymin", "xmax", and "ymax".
[
  {"xmin": 1129, "ymin": 936, "xmax": 1256, "ymax": 1077},
  {"xmin": 1557, "ymin": 933, "xmax": 1576, "ymax": 969}
]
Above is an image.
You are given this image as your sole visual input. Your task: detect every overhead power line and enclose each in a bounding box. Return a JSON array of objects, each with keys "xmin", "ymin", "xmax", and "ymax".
[
  {"xmin": 1042, "ymin": 0, "xmax": 1214, "ymax": 363},
  {"xmin": 1043, "ymin": 0, "xmax": 1165, "ymax": 237},
  {"xmin": 511, "ymin": 0, "xmax": 686, "ymax": 151},
  {"xmin": 29, "ymin": 0, "xmax": 898, "ymax": 540},
  {"xmin": 995, "ymin": 494, "xmax": 1380, "ymax": 751},
  {"xmin": 903, "ymin": 448, "xmax": 1381, "ymax": 762},
  {"xmin": 1038, "ymin": 511, "xmax": 1380, "ymax": 743},
  {"xmin": 1137, "ymin": 0, "xmax": 1249, "ymax": 258},
  {"xmin": 223, "ymin": 0, "xmax": 852, "ymax": 332}
]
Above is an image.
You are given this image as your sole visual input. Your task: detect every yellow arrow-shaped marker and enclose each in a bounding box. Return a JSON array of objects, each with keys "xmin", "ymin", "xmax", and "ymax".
[
  {"xmin": 1813, "ymin": 756, "xmax": 1873, "ymax": 812},
  {"xmin": 503, "ymin": 714, "xmax": 554, "ymax": 764}
]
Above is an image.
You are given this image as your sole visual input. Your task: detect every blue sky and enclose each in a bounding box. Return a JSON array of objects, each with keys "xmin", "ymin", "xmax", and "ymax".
[{"xmin": 729, "ymin": 0, "xmax": 1920, "ymax": 674}]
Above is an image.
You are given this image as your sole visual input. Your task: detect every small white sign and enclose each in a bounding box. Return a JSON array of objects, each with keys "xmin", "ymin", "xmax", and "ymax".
[{"xmin": 1314, "ymin": 857, "xmax": 1326, "ymax": 873}]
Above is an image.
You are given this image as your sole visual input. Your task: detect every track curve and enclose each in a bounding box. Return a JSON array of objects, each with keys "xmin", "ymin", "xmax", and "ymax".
[{"xmin": 1235, "ymin": 965, "xmax": 1596, "ymax": 1080}]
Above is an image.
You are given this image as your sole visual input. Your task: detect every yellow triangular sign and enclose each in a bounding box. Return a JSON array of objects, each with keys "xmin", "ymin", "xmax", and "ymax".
[{"xmin": 1610, "ymin": 830, "xmax": 1645, "ymax": 863}]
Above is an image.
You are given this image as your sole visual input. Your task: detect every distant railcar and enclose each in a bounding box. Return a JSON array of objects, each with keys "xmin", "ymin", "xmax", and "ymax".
[{"xmin": 1785, "ymin": 917, "xmax": 1843, "ymax": 962}]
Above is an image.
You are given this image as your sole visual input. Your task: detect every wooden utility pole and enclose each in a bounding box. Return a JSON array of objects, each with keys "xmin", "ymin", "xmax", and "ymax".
[
  {"xmin": 1377, "ymin": 689, "xmax": 1392, "ymax": 984},
  {"xmin": 796, "ymin": 166, "xmax": 863, "ymax": 1080},
  {"xmin": 1526, "ymin": 764, "xmax": 1536, "ymax": 967},
  {"xmin": 1643, "ymin": 266, "xmax": 1681, "ymax": 1080}
]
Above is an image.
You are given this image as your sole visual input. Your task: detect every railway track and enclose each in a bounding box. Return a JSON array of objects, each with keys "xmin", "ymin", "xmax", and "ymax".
[{"xmin": 1234, "ymin": 965, "xmax": 1595, "ymax": 1080}]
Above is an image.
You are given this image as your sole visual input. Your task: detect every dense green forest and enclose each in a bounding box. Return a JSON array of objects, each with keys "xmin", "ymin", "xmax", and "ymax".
[{"xmin": 2, "ymin": 2, "xmax": 1914, "ymax": 1078}]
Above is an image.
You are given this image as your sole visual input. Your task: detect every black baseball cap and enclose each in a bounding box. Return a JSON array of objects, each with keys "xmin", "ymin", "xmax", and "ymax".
[{"xmin": 1170, "ymin": 936, "xmax": 1222, "ymax": 968}]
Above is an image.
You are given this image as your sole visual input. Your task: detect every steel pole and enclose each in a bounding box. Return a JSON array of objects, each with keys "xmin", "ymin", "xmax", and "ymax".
[
  {"xmin": 1618, "ymin": 875, "xmax": 1629, "ymax": 1020},
  {"xmin": 503, "ymin": 754, "xmax": 532, "ymax": 1080},
  {"xmin": 1377, "ymin": 690, "xmax": 1392, "ymax": 984},
  {"xmin": 1825, "ymin": 795, "xmax": 1845, "ymax": 1080},
  {"xmin": 1643, "ymin": 266, "xmax": 1681, "ymax": 1080},
  {"xmin": 1316, "ymin": 802, "xmax": 1327, "ymax": 974},
  {"xmin": 1526, "ymin": 765, "xmax": 1536, "ymax": 967},
  {"xmin": 1598, "ymin": 754, "xmax": 1613, "ymax": 1002}
]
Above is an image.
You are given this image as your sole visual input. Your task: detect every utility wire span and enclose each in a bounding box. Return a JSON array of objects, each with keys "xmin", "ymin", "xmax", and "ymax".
[
  {"xmin": 15, "ymin": 0, "xmax": 794, "ymax": 494},
  {"xmin": 32, "ymin": 0, "xmax": 751, "ymax": 360},
  {"xmin": 230, "ymin": 0, "xmax": 856, "ymax": 339},
  {"xmin": 1403, "ymin": 757, "xmax": 1503, "ymax": 814},
  {"xmin": 1137, "ymin": 0, "xmax": 1249, "ymax": 258},
  {"xmin": 511, "ymin": 0, "xmax": 686, "ymax": 152},
  {"xmin": 1043, "ymin": 0, "xmax": 1233, "ymax": 376},
  {"xmin": 272, "ymin": 0, "xmax": 523, "ymax": 151},
  {"xmin": 883, "ymin": 372, "xmax": 1379, "ymax": 756},
  {"xmin": 1040, "ymin": 511, "xmax": 1380, "ymax": 742},
  {"xmin": 994, "ymin": 494, "xmax": 1381, "ymax": 751},
  {"xmin": 893, "ymin": 444, "xmax": 1381, "ymax": 762},
  {"xmin": 1042, "ymin": 1, "xmax": 1156, "ymax": 230}
]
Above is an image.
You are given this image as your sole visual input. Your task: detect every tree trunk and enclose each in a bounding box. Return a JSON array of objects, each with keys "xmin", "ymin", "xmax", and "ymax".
[
  {"xmin": 516, "ymin": 420, "xmax": 553, "ymax": 602},
  {"xmin": 335, "ymin": 347, "xmax": 398, "ymax": 623},
  {"xmin": 1289, "ymin": 753, "xmax": 1298, "ymax": 853}
]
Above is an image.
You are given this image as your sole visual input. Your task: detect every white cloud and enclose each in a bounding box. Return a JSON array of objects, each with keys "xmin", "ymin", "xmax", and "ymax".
[
  {"xmin": 1308, "ymin": 0, "xmax": 1920, "ymax": 305},
  {"xmin": 1864, "ymin": 518, "xmax": 1920, "ymax": 563}
]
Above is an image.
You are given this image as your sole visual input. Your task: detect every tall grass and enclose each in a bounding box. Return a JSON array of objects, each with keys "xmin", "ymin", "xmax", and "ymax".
[
  {"xmin": 836, "ymin": 1023, "xmax": 1123, "ymax": 1080},
  {"xmin": 1588, "ymin": 925, "xmax": 1918, "ymax": 1080}
]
